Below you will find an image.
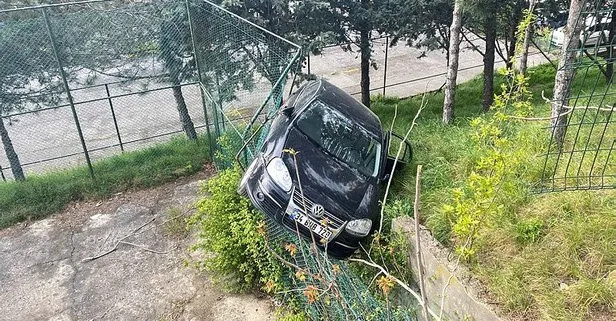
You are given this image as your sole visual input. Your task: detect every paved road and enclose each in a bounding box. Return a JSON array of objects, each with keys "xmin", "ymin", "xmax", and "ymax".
[
  {"xmin": 0, "ymin": 174, "xmax": 273, "ymax": 321},
  {"xmin": 311, "ymin": 36, "xmax": 551, "ymax": 98},
  {"xmin": 0, "ymin": 38, "xmax": 551, "ymax": 180}
]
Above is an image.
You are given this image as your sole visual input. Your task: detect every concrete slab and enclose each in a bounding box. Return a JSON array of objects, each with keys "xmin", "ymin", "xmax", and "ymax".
[{"xmin": 0, "ymin": 176, "xmax": 273, "ymax": 321}]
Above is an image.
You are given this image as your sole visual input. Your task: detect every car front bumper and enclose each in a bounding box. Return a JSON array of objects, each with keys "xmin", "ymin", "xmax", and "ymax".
[{"xmin": 243, "ymin": 159, "xmax": 363, "ymax": 258}]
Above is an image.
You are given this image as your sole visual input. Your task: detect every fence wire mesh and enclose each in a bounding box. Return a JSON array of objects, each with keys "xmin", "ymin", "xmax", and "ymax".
[
  {"xmin": 0, "ymin": 0, "xmax": 220, "ymax": 181},
  {"xmin": 539, "ymin": 0, "xmax": 616, "ymax": 192}
]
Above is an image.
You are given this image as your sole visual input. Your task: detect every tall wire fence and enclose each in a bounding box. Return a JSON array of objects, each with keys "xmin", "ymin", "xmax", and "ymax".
[
  {"xmin": 0, "ymin": 0, "xmax": 301, "ymax": 181},
  {"xmin": 539, "ymin": 0, "xmax": 616, "ymax": 192}
]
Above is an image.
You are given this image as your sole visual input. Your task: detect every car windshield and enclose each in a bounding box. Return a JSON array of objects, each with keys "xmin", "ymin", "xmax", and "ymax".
[{"xmin": 295, "ymin": 100, "xmax": 381, "ymax": 177}]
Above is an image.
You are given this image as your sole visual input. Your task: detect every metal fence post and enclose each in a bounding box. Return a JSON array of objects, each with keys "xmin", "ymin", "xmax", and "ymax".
[
  {"xmin": 307, "ymin": 53, "xmax": 311, "ymax": 75},
  {"xmin": 0, "ymin": 164, "xmax": 5, "ymax": 182},
  {"xmin": 185, "ymin": 0, "xmax": 215, "ymax": 158},
  {"xmin": 383, "ymin": 36, "xmax": 389, "ymax": 96},
  {"xmin": 42, "ymin": 8, "xmax": 94, "ymax": 179},
  {"xmin": 105, "ymin": 84, "xmax": 124, "ymax": 152}
]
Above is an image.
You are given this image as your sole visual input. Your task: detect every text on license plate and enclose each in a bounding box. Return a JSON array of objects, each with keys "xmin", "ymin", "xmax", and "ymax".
[{"xmin": 289, "ymin": 211, "xmax": 332, "ymax": 240}]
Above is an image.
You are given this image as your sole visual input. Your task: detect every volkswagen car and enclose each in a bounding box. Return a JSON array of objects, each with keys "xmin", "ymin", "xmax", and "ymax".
[{"xmin": 237, "ymin": 79, "xmax": 411, "ymax": 258}]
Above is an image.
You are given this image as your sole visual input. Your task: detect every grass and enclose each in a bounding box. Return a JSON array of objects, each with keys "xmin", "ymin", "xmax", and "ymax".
[
  {"xmin": 0, "ymin": 136, "xmax": 210, "ymax": 229},
  {"xmin": 373, "ymin": 63, "xmax": 616, "ymax": 320}
]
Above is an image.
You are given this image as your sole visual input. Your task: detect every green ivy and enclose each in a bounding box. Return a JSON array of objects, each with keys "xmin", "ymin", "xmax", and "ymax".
[{"xmin": 189, "ymin": 168, "xmax": 284, "ymax": 292}]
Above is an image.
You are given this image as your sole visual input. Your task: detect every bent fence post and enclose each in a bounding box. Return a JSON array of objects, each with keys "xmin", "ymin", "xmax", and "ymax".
[
  {"xmin": 105, "ymin": 84, "xmax": 124, "ymax": 152},
  {"xmin": 42, "ymin": 8, "xmax": 94, "ymax": 179}
]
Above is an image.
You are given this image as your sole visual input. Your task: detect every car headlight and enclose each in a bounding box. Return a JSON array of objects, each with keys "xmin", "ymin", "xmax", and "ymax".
[
  {"xmin": 266, "ymin": 157, "xmax": 292, "ymax": 192},
  {"xmin": 345, "ymin": 218, "xmax": 372, "ymax": 237}
]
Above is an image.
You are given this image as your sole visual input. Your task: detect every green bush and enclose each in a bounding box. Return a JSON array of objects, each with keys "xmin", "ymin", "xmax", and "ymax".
[{"xmin": 189, "ymin": 168, "xmax": 283, "ymax": 292}]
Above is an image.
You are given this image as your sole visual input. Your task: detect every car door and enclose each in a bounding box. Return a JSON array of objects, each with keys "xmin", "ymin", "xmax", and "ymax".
[{"xmin": 382, "ymin": 131, "xmax": 412, "ymax": 179}]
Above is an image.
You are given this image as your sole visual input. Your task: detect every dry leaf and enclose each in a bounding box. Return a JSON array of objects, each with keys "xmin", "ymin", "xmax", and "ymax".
[
  {"xmin": 304, "ymin": 285, "xmax": 319, "ymax": 303},
  {"xmin": 295, "ymin": 270, "xmax": 306, "ymax": 282},
  {"xmin": 376, "ymin": 276, "xmax": 395, "ymax": 297},
  {"xmin": 284, "ymin": 243, "xmax": 297, "ymax": 256}
]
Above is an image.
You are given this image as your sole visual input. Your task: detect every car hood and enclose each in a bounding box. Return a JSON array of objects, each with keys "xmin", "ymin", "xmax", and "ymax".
[{"xmin": 280, "ymin": 127, "xmax": 377, "ymax": 219}]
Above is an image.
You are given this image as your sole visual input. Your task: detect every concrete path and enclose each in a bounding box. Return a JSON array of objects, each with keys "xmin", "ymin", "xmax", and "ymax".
[{"xmin": 0, "ymin": 173, "xmax": 273, "ymax": 321}]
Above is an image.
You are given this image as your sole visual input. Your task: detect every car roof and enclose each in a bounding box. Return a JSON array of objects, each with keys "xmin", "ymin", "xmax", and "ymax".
[{"xmin": 305, "ymin": 79, "xmax": 383, "ymax": 137}]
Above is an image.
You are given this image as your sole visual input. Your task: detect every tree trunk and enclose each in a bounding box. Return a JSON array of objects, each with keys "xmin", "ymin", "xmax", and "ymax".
[
  {"xmin": 551, "ymin": 0, "xmax": 584, "ymax": 147},
  {"xmin": 506, "ymin": 30, "xmax": 517, "ymax": 70},
  {"xmin": 482, "ymin": 12, "xmax": 497, "ymax": 112},
  {"xmin": 171, "ymin": 79, "xmax": 197, "ymax": 141},
  {"xmin": 360, "ymin": 27, "xmax": 371, "ymax": 108},
  {"xmin": 0, "ymin": 117, "xmax": 25, "ymax": 181},
  {"xmin": 506, "ymin": 0, "xmax": 524, "ymax": 70},
  {"xmin": 443, "ymin": 0, "xmax": 463, "ymax": 124},
  {"xmin": 518, "ymin": 0, "xmax": 536, "ymax": 75}
]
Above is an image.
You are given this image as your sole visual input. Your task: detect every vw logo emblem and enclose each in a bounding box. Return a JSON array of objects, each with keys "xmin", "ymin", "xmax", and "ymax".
[{"xmin": 311, "ymin": 204, "xmax": 325, "ymax": 217}]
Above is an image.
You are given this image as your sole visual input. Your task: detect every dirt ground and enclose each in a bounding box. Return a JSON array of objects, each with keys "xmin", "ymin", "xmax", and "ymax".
[{"xmin": 0, "ymin": 168, "xmax": 274, "ymax": 321}]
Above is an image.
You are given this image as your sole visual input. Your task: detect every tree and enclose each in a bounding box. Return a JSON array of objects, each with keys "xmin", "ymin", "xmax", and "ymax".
[
  {"xmin": 443, "ymin": 0, "xmax": 464, "ymax": 124},
  {"xmin": 392, "ymin": 0, "xmax": 454, "ymax": 64},
  {"xmin": 551, "ymin": 0, "xmax": 584, "ymax": 147},
  {"xmin": 159, "ymin": 6, "xmax": 198, "ymax": 140},
  {"xmin": 463, "ymin": 0, "xmax": 512, "ymax": 112},
  {"xmin": 495, "ymin": 0, "xmax": 525, "ymax": 70},
  {"xmin": 328, "ymin": 0, "xmax": 409, "ymax": 108},
  {"xmin": 517, "ymin": 0, "xmax": 537, "ymax": 75},
  {"xmin": 0, "ymin": 13, "xmax": 64, "ymax": 181},
  {"xmin": 481, "ymin": 2, "xmax": 497, "ymax": 112}
]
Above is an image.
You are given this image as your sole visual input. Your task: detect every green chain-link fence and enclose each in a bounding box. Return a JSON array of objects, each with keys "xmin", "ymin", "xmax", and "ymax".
[
  {"xmin": 0, "ymin": 0, "xmax": 302, "ymax": 181},
  {"xmin": 0, "ymin": 0, "xmax": 217, "ymax": 181}
]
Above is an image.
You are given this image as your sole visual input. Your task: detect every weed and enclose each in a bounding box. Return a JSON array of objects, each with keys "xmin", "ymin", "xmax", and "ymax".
[
  {"xmin": 162, "ymin": 206, "xmax": 190, "ymax": 239},
  {"xmin": 189, "ymin": 168, "xmax": 283, "ymax": 292},
  {"xmin": 515, "ymin": 217, "xmax": 544, "ymax": 246}
]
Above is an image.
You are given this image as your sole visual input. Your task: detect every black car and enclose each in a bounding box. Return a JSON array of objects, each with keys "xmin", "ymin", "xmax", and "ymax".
[{"xmin": 238, "ymin": 79, "xmax": 411, "ymax": 258}]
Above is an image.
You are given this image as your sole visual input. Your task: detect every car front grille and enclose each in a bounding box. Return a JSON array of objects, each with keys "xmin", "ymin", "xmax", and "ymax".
[{"xmin": 291, "ymin": 188, "xmax": 345, "ymax": 230}]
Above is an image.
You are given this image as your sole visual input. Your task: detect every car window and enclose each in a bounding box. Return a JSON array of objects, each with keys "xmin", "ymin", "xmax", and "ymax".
[
  {"xmin": 293, "ymin": 81, "xmax": 320, "ymax": 109},
  {"xmin": 295, "ymin": 100, "xmax": 381, "ymax": 177}
]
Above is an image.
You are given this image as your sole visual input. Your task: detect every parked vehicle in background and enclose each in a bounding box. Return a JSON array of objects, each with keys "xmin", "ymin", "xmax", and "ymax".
[
  {"xmin": 238, "ymin": 79, "xmax": 412, "ymax": 258},
  {"xmin": 551, "ymin": 14, "xmax": 613, "ymax": 48}
]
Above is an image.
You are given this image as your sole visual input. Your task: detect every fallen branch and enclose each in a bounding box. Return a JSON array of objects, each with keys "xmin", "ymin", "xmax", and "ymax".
[
  {"xmin": 118, "ymin": 241, "xmax": 168, "ymax": 254},
  {"xmin": 349, "ymin": 257, "xmax": 441, "ymax": 321},
  {"xmin": 413, "ymin": 165, "xmax": 429, "ymax": 321},
  {"xmin": 82, "ymin": 216, "xmax": 162, "ymax": 262}
]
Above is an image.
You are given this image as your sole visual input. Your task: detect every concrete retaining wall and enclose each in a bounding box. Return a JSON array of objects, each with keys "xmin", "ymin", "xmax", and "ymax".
[{"xmin": 392, "ymin": 217, "xmax": 503, "ymax": 321}]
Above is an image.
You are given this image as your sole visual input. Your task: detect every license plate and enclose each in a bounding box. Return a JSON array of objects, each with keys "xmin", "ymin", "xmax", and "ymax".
[{"xmin": 288, "ymin": 210, "xmax": 332, "ymax": 240}]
